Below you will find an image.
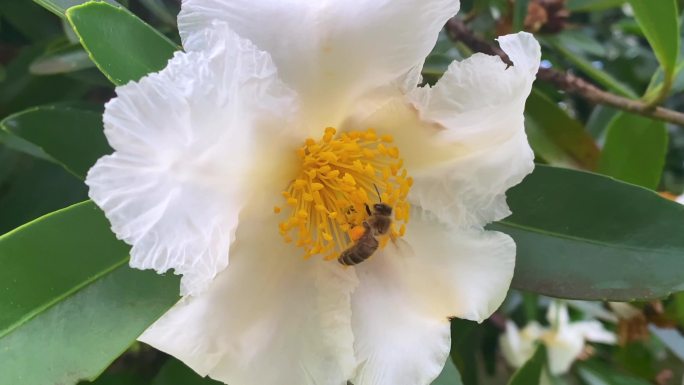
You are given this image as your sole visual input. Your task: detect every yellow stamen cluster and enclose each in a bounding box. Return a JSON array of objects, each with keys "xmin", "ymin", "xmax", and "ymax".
[{"xmin": 276, "ymin": 127, "xmax": 412, "ymax": 260}]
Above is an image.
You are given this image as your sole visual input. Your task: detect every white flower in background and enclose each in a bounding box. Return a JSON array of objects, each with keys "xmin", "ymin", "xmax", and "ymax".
[
  {"xmin": 500, "ymin": 302, "xmax": 616, "ymax": 375},
  {"xmin": 85, "ymin": 0, "xmax": 540, "ymax": 384},
  {"xmin": 677, "ymin": 194, "xmax": 684, "ymax": 204}
]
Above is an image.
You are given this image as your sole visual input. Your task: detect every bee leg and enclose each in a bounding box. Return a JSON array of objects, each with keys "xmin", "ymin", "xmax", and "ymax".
[{"xmin": 365, "ymin": 203, "xmax": 372, "ymax": 216}]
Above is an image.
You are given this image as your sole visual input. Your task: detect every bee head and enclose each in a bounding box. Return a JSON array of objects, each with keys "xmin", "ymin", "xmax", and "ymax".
[{"xmin": 373, "ymin": 203, "xmax": 392, "ymax": 216}]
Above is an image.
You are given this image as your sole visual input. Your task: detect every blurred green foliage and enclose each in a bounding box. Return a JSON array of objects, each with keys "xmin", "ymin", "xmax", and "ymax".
[{"xmin": 2, "ymin": 0, "xmax": 684, "ymax": 384}]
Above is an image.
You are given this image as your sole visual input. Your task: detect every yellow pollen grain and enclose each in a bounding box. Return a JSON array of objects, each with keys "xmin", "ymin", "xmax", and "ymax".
[{"xmin": 277, "ymin": 128, "xmax": 412, "ymax": 260}]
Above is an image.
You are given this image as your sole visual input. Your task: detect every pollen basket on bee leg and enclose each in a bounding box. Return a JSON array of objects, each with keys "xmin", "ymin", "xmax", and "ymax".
[{"xmin": 274, "ymin": 127, "xmax": 413, "ymax": 261}]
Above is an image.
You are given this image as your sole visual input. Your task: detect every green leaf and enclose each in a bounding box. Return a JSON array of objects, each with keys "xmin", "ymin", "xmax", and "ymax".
[
  {"xmin": 492, "ymin": 165, "xmax": 684, "ymax": 301},
  {"xmin": 152, "ymin": 359, "xmax": 222, "ymax": 385},
  {"xmin": 507, "ymin": 344, "xmax": 546, "ymax": 385},
  {"xmin": 0, "ymin": 45, "xmax": 92, "ymax": 117},
  {"xmin": 0, "ymin": 147, "xmax": 87, "ymax": 234},
  {"xmin": 567, "ymin": 0, "xmax": 624, "ymax": 12},
  {"xmin": 1, "ymin": 105, "xmax": 110, "ymax": 179},
  {"xmin": 32, "ymin": 0, "xmax": 119, "ymax": 18},
  {"xmin": 450, "ymin": 319, "xmax": 480, "ymax": 385},
  {"xmin": 29, "ymin": 45, "xmax": 95, "ymax": 75},
  {"xmin": 67, "ymin": 1, "xmax": 178, "ymax": 85},
  {"xmin": 525, "ymin": 89, "xmax": 600, "ymax": 170},
  {"xmin": 586, "ymin": 106, "xmax": 620, "ymax": 140},
  {"xmin": 628, "ymin": 0, "xmax": 680, "ymax": 90},
  {"xmin": 0, "ymin": 0, "xmax": 61, "ymax": 41},
  {"xmin": 644, "ymin": 59, "xmax": 684, "ymax": 100},
  {"xmin": 598, "ymin": 113, "xmax": 668, "ymax": 189},
  {"xmin": 0, "ymin": 201, "xmax": 180, "ymax": 384},
  {"xmin": 576, "ymin": 361, "xmax": 652, "ymax": 385},
  {"xmin": 512, "ymin": 0, "xmax": 530, "ymax": 32}
]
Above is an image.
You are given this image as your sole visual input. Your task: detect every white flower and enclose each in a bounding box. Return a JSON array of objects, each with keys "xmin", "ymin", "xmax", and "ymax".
[
  {"xmin": 677, "ymin": 194, "xmax": 684, "ymax": 205},
  {"xmin": 500, "ymin": 302, "xmax": 616, "ymax": 375},
  {"xmin": 85, "ymin": 1, "xmax": 540, "ymax": 384}
]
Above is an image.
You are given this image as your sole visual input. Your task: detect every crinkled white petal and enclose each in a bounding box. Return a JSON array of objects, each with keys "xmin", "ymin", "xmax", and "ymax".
[
  {"xmin": 349, "ymin": 209, "xmax": 515, "ymax": 385},
  {"xmin": 86, "ymin": 22, "xmax": 300, "ymax": 296},
  {"xmin": 140, "ymin": 212, "xmax": 358, "ymax": 385},
  {"xmin": 178, "ymin": 0, "xmax": 459, "ymax": 130},
  {"xmin": 403, "ymin": 32, "xmax": 540, "ymax": 227}
]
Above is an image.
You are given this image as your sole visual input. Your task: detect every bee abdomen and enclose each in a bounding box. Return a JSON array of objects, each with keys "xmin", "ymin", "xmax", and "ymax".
[{"xmin": 338, "ymin": 232, "xmax": 379, "ymax": 266}]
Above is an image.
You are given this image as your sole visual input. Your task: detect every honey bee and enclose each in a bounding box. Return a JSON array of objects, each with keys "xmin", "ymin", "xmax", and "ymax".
[{"xmin": 338, "ymin": 202, "xmax": 393, "ymax": 266}]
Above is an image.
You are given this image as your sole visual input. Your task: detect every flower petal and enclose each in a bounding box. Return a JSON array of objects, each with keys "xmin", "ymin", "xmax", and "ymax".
[
  {"xmin": 349, "ymin": 210, "xmax": 515, "ymax": 385},
  {"xmin": 86, "ymin": 22, "xmax": 299, "ymax": 295},
  {"xmin": 500, "ymin": 321, "xmax": 544, "ymax": 369},
  {"xmin": 571, "ymin": 321, "xmax": 617, "ymax": 344},
  {"xmin": 178, "ymin": 0, "xmax": 459, "ymax": 129},
  {"xmin": 543, "ymin": 329, "xmax": 585, "ymax": 375},
  {"xmin": 353, "ymin": 33, "xmax": 539, "ymax": 228},
  {"xmin": 140, "ymin": 212, "xmax": 358, "ymax": 385}
]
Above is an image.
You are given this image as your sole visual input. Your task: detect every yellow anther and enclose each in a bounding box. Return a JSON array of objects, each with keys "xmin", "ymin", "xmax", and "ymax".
[
  {"xmin": 278, "ymin": 127, "xmax": 412, "ymax": 260},
  {"xmin": 320, "ymin": 152, "xmax": 338, "ymax": 162},
  {"xmin": 294, "ymin": 179, "xmax": 307, "ymax": 188},
  {"xmin": 342, "ymin": 173, "xmax": 356, "ymax": 186}
]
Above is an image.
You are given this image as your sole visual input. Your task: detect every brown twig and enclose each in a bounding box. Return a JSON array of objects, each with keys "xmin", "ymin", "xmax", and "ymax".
[{"xmin": 445, "ymin": 18, "xmax": 684, "ymax": 127}]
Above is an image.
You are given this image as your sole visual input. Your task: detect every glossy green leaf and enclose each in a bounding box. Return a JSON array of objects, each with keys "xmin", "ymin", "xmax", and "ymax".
[
  {"xmin": 599, "ymin": 113, "xmax": 668, "ymax": 189},
  {"xmin": 507, "ymin": 344, "xmax": 546, "ymax": 385},
  {"xmin": 512, "ymin": 0, "xmax": 530, "ymax": 32},
  {"xmin": 577, "ymin": 361, "xmax": 651, "ymax": 385},
  {"xmin": 152, "ymin": 359, "xmax": 222, "ymax": 385},
  {"xmin": 567, "ymin": 0, "xmax": 624, "ymax": 12},
  {"xmin": 0, "ymin": 201, "xmax": 180, "ymax": 384},
  {"xmin": 1, "ymin": 105, "xmax": 110, "ymax": 179},
  {"xmin": 32, "ymin": 0, "xmax": 118, "ymax": 18},
  {"xmin": 628, "ymin": 0, "xmax": 680, "ymax": 80},
  {"xmin": 491, "ymin": 165, "xmax": 684, "ymax": 301},
  {"xmin": 67, "ymin": 1, "xmax": 178, "ymax": 85},
  {"xmin": 525, "ymin": 89, "xmax": 600, "ymax": 170},
  {"xmin": 0, "ymin": 147, "xmax": 87, "ymax": 234},
  {"xmin": 29, "ymin": 45, "xmax": 95, "ymax": 75}
]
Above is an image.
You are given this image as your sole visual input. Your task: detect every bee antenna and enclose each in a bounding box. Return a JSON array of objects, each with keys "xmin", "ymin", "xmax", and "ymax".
[{"xmin": 373, "ymin": 184, "xmax": 382, "ymax": 202}]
